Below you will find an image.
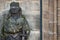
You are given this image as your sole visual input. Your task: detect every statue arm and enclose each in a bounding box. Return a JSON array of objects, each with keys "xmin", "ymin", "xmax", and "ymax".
[
  {"xmin": 0, "ymin": 14, "xmax": 7, "ymax": 40},
  {"xmin": 23, "ymin": 18, "xmax": 31, "ymax": 36},
  {"xmin": 22, "ymin": 15, "xmax": 31, "ymax": 31}
]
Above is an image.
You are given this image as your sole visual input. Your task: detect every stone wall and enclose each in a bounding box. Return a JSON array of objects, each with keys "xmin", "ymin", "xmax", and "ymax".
[
  {"xmin": 42, "ymin": 0, "xmax": 59, "ymax": 40},
  {"xmin": 57, "ymin": 0, "xmax": 60, "ymax": 40}
]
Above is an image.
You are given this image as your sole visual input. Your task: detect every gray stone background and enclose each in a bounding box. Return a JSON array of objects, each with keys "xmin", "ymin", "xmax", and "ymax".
[{"xmin": 0, "ymin": 0, "xmax": 40, "ymax": 40}]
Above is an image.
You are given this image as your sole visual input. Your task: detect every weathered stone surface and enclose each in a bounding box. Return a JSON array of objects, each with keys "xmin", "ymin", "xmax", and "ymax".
[{"xmin": 42, "ymin": 0, "xmax": 57, "ymax": 40}]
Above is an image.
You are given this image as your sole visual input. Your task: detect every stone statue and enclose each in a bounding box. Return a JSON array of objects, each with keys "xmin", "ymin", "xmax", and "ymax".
[{"xmin": 0, "ymin": 2, "xmax": 30, "ymax": 40}]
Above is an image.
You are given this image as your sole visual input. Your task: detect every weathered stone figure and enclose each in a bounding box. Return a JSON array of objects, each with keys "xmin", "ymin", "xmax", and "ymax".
[{"xmin": 0, "ymin": 2, "xmax": 30, "ymax": 40}]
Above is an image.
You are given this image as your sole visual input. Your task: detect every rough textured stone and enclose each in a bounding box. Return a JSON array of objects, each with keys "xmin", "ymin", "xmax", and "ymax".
[{"xmin": 42, "ymin": 0, "xmax": 57, "ymax": 40}]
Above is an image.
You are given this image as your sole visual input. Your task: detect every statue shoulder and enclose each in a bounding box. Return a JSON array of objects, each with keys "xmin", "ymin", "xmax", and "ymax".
[
  {"xmin": 3, "ymin": 14, "xmax": 9, "ymax": 19},
  {"xmin": 3, "ymin": 13, "xmax": 11, "ymax": 20},
  {"xmin": 2, "ymin": 10, "xmax": 10, "ymax": 18}
]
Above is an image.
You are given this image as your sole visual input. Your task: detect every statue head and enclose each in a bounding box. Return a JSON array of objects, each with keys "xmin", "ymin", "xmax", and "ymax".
[{"xmin": 9, "ymin": 2, "xmax": 22, "ymax": 14}]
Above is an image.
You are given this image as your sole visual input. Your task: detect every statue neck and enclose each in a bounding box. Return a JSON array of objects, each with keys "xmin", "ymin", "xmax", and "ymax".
[{"xmin": 11, "ymin": 13, "xmax": 21, "ymax": 19}]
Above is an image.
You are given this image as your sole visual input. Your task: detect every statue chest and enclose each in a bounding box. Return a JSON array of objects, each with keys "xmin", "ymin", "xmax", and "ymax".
[
  {"xmin": 4, "ymin": 17, "xmax": 24, "ymax": 33},
  {"xmin": 8, "ymin": 17, "xmax": 24, "ymax": 26}
]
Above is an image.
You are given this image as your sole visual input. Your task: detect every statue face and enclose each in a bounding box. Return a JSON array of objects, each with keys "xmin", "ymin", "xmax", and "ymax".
[{"xmin": 10, "ymin": 6, "xmax": 20, "ymax": 14}]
